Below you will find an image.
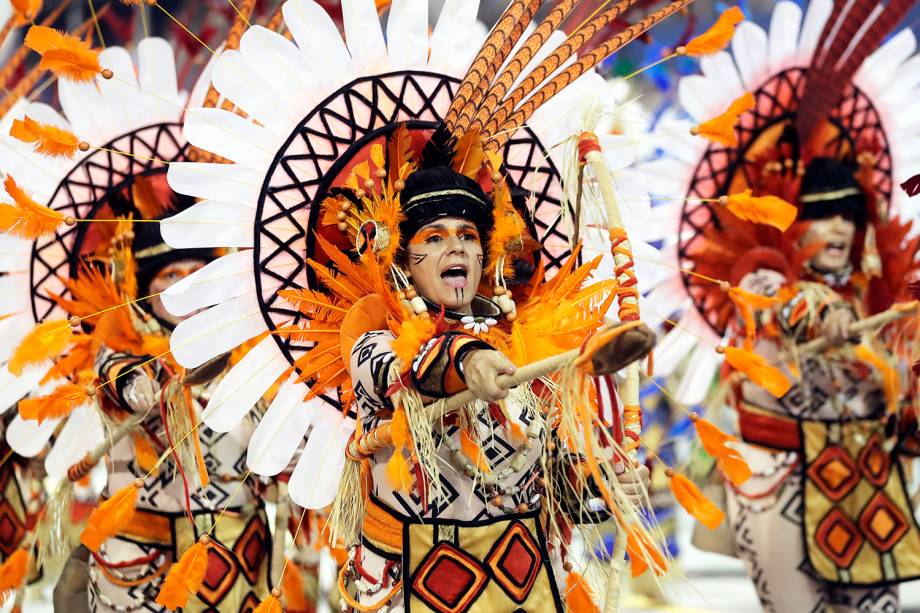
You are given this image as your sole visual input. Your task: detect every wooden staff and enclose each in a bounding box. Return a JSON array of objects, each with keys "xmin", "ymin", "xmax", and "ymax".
[
  {"xmin": 579, "ymin": 132, "xmax": 642, "ymax": 613},
  {"xmin": 348, "ymin": 321, "xmax": 652, "ymax": 459}
]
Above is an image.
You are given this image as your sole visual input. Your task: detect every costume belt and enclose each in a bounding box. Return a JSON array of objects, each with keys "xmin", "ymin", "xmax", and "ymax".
[
  {"xmin": 737, "ymin": 403, "xmax": 800, "ymax": 451},
  {"xmin": 113, "ymin": 501, "xmax": 263, "ymax": 547}
]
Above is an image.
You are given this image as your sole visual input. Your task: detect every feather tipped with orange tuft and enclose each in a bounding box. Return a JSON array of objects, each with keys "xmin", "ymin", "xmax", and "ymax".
[
  {"xmin": 24, "ymin": 26, "xmax": 102, "ymax": 83},
  {"xmin": 854, "ymin": 344, "xmax": 899, "ymax": 414},
  {"xmin": 18, "ymin": 382, "xmax": 90, "ymax": 423},
  {"xmin": 693, "ymin": 415, "xmax": 752, "ymax": 486},
  {"xmin": 8, "ymin": 319, "xmax": 73, "ymax": 375},
  {"xmin": 252, "ymin": 594, "xmax": 283, "ymax": 613},
  {"xmin": 693, "ymin": 92, "xmax": 754, "ymax": 147},
  {"xmin": 155, "ymin": 540, "xmax": 210, "ymax": 609},
  {"xmin": 669, "ymin": 473, "xmax": 725, "ymax": 530},
  {"xmin": 11, "ymin": 0, "xmax": 42, "ymax": 25},
  {"xmin": 723, "ymin": 189, "xmax": 797, "ymax": 231},
  {"xmin": 81, "ymin": 482, "xmax": 140, "ymax": 552},
  {"xmin": 722, "ymin": 346, "xmax": 792, "ymax": 398},
  {"xmin": 0, "ymin": 175, "xmax": 65, "ymax": 239},
  {"xmin": 727, "ymin": 287, "xmax": 779, "ymax": 351},
  {"xmin": 624, "ymin": 524, "xmax": 667, "ymax": 578},
  {"xmin": 0, "ymin": 549, "xmax": 29, "ymax": 596},
  {"xmin": 10, "ymin": 115, "xmax": 81, "ymax": 158},
  {"xmin": 684, "ymin": 6, "xmax": 744, "ymax": 56},
  {"xmin": 281, "ymin": 558, "xmax": 310, "ymax": 611},
  {"xmin": 564, "ymin": 571, "xmax": 599, "ymax": 613}
]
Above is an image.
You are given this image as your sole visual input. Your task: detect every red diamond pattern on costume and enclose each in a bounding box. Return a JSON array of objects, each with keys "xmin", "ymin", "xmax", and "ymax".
[
  {"xmin": 857, "ymin": 433, "xmax": 890, "ymax": 488},
  {"xmin": 858, "ymin": 491, "xmax": 908, "ymax": 553},
  {"xmin": 0, "ymin": 500, "xmax": 25, "ymax": 557},
  {"xmin": 197, "ymin": 543, "xmax": 240, "ymax": 607},
  {"xmin": 234, "ymin": 515, "xmax": 268, "ymax": 585},
  {"xmin": 486, "ymin": 521, "xmax": 542, "ymax": 604},
  {"xmin": 411, "ymin": 542, "xmax": 489, "ymax": 613},
  {"xmin": 807, "ymin": 445, "xmax": 859, "ymax": 501},
  {"xmin": 815, "ymin": 507, "xmax": 863, "ymax": 568}
]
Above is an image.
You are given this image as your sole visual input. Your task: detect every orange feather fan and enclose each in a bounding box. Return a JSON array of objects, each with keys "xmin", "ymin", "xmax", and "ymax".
[
  {"xmin": 8, "ymin": 319, "xmax": 73, "ymax": 375},
  {"xmin": 10, "ymin": 115, "xmax": 81, "ymax": 158},
  {"xmin": 0, "ymin": 174, "xmax": 64, "ymax": 240},
  {"xmin": 684, "ymin": 6, "xmax": 744, "ymax": 56},
  {"xmin": 11, "ymin": 0, "xmax": 42, "ymax": 25},
  {"xmin": 723, "ymin": 189, "xmax": 798, "ymax": 232},
  {"xmin": 727, "ymin": 286, "xmax": 779, "ymax": 350},
  {"xmin": 24, "ymin": 25, "xmax": 102, "ymax": 83},
  {"xmin": 18, "ymin": 382, "xmax": 89, "ymax": 423},
  {"xmin": 81, "ymin": 482, "xmax": 140, "ymax": 552},
  {"xmin": 155, "ymin": 540, "xmax": 210, "ymax": 609},
  {"xmin": 693, "ymin": 92, "xmax": 754, "ymax": 147}
]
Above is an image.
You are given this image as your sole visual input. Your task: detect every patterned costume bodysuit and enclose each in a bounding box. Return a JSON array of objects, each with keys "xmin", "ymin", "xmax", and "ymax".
[
  {"xmin": 727, "ymin": 279, "xmax": 920, "ymax": 613},
  {"xmin": 87, "ymin": 346, "xmax": 271, "ymax": 613}
]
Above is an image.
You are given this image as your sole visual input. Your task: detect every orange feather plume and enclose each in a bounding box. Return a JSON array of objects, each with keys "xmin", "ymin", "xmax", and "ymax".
[
  {"xmin": 723, "ymin": 189, "xmax": 797, "ymax": 232},
  {"xmin": 684, "ymin": 6, "xmax": 744, "ymax": 56},
  {"xmin": 41, "ymin": 334, "xmax": 95, "ymax": 384},
  {"xmin": 8, "ymin": 319, "xmax": 73, "ymax": 375},
  {"xmin": 10, "ymin": 115, "xmax": 81, "ymax": 158},
  {"xmin": 624, "ymin": 524, "xmax": 667, "ymax": 578},
  {"xmin": 669, "ymin": 473, "xmax": 725, "ymax": 530},
  {"xmin": 11, "ymin": 0, "xmax": 42, "ymax": 25},
  {"xmin": 390, "ymin": 316, "xmax": 436, "ymax": 368},
  {"xmin": 728, "ymin": 286, "xmax": 779, "ymax": 350},
  {"xmin": 81, "ymin": 482, "xmax": 140, "ymax": 552},
  {"xmin": 564, "ymin": 571, "xmax": 599, "ymax": 613},
  {"xmin": 693, "ymin": 92, "xmax": 754, "ymax": 147},
  {"xmin": 854, "ymin": 344, "xmax": 899, "ymax": 414},
  {"xmin": 385, "ymin": 450, "xmax": 413, "ymax": 492},
  {"xmin": 252, "ymin": 594, "xmax": 283, "ymax": 613},
  {"xmin": 281, "ymin": 558, "xmax": 311, "ymax": 611},
  {"xmin": 460, "ymin": 427, "xmax": 491, "ymax": 472},
  {"xmin": 24, "ymin": 25, "xmax": 102, "ymax": 83},
  {"xmin": 18, "ymin": 382, "xmax": 89, "ymax": 423},
  {"xmin": 693, "ymin": 416, "xmax": 751, "ymax": 486},
  {"xmin": 0, "ymin": 175, "xmax": 65, "ymax": 239},
  {"xmin": 723, "ymin": 346, "xmax": 792, "ymax": 397},
  {"xmin": 452, "ymin": 129, "xmax": 485, "ymax": 179},
  {"xmin": 155, "ymin": 541, "xmax": 210, "ymax": 609},
  {"xmin": 0, "ymin": 549, "xmax": 29, "ymax": 596}
]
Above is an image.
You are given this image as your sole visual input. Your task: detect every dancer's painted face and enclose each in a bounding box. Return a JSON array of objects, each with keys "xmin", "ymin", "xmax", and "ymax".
[
  {"xmin": 407, "ymin": 217, "xmax": 484, "ymax": 314},
  {"xmin": 147, "ymin": 259, "xmax": 206, "ymax": 325},
  {"xmin": 800, "ymin": 214, "xmax": 856, "ymax": 273}
]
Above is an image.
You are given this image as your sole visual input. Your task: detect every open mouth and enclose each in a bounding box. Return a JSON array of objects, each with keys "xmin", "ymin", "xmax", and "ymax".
[
  {"xmin": 826, "ymin": 242, "xmax": 847, "ymax": 256},
  {"xmin": 440, "ymin": 263, "xmax": 469, "ymax": 288}
]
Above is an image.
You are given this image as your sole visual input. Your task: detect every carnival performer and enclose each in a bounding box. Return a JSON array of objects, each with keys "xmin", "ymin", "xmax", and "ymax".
[
  {"xmin": 637, "ymin": 1, "xmax": 920, "ymax": 610},
  {"xmin": 0, "ymin": 5, "xmax": 279, "ymax": 605},
  {"xmin": 71, "ymin": 178, "xmax": 273, "ymax": 613},
  {"xmin": 145, "ymin": 2, "xmax": 774, "ymax": 612}
]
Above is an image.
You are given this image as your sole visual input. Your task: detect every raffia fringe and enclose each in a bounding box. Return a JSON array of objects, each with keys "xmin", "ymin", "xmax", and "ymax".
[{"xmin": 328, "ymin": 458, "xmax": 364, "ymax": 547}]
